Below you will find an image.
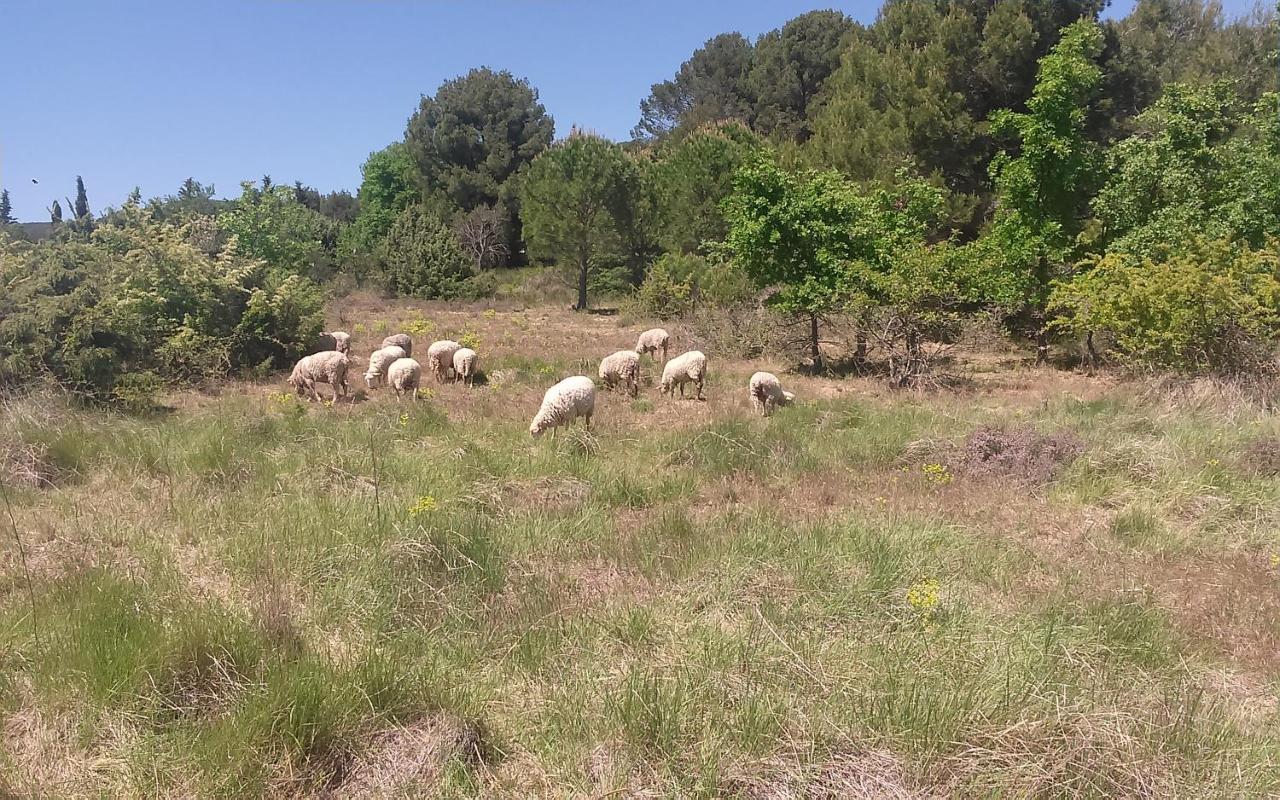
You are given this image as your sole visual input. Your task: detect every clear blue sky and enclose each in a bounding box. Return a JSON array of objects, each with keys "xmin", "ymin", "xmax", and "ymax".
[{"xmin": 0, "ymin": 0, "xmax": 1259, "ymax": 221}]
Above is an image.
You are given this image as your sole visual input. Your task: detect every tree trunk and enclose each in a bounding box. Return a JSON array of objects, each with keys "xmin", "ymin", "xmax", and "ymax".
[
  {"xmin": 1035, "ymin": 327, "xmax": 1049, "ymax": 366},
  {"xmin": 809, "ymin": 313, "xmax": 822, "ymax": 369},
  {"xmin": 855, "ymin": 331, "xmax": 868, "ymax": 367},
  {"xmin": 576, "ymin": 254, "xmax": 589, "ymax": 311},
  {"xmin": 1085, "ymin": 330, "xmax": 1099, "ymax": 370}
]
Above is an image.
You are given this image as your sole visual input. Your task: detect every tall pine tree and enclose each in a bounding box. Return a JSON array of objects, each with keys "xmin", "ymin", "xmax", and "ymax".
[
  {"xmin": 74, "ymin": 176, "xmax": 90, "ymax": 220},
  {"xmin": 0, "ymin": 190, "xmax": 15, "ymax": 225}
]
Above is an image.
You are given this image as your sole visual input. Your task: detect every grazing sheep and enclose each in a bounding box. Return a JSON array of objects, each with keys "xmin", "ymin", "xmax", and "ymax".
[
  {"xmin": 381, "ymin": 333, "xmax": 413, "ymax": 356},
  {"xmin": 317, "ymin": 330, "xmax": 351, "ymax": 354},
  {"xmin": 748, "ymin": 371, "xmax": 795, "ymax": 416},
  {"xmin": 530, "ymin": 376, "xmax": 596, "ymax": 438},
  {"xmin": 426, "ymin": 340, "xmax": 462, "ymax": 383},
  {"xmin": 598, "ymin": 350, "xmax": 641, "ymax": 397},
  {"xmin": 452, "ymin": 348, "xmax": 479, "ymax": 387},
  {"xmin": 387, "ymin": 357, "xmax": 422, "ymax": 401},
  {"xmin": 635, "ymin": 328, "xmax": 670, "ymax": 362},
  {"xmin": 660, "ymin": 350, "xmax": 708, "ymax": 400},
  {"xmin": 288, "ymin": 351, "xmax": 350, "ymax": 402},
  {"xmin": 364, "ymin": 345, "xmax": 407, "ymax": 389}
]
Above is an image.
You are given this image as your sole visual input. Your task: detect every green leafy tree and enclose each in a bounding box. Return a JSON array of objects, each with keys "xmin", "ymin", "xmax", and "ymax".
[
  {"xmin": 723, "ymin": 158, "xmax": 944, "ymax": 367},
  {"xmin": 985, "ymin": 19, "xmax": 1105, "ymax": 360},
  {"xmin": 342, "ymin": 143, "xmax": 419, "ymax": 256},
  {"xmin": 405, "ymin": 67, "xmax": 554, "ymax": 256},
  {"xmin": 380, "ymin": 205, "xmax": 474, "ymax": 299},
  {"xmin": 0, "ymin": 190, "xmax": 14, "ymax": 225},
  {"xmin": 521, "ymin": 133, "xmax": 635, "ymax": 310},
  {"xmin": 654, "ymin": 122, "xmax": 764, "ymax": 254},
  {"xmin": 219, "ymin": 181, "xmax": 329, "ymax": 277}
]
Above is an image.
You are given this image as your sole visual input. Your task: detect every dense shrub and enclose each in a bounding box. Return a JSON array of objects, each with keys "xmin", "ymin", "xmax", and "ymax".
[
  {"xmin": 380, "ymin": 205, "xmax": 476, "ymax": 299},
  {"xmin": 0, "ymin": 207, "xmax": 324, "ymax": 402},
  {"xmin": 634, "ymin": 254, "xmax": 694, "ymax": 319},
  {"xmin": 1050, "ymin": 239, "xmax": 1280, "ymax": 372}
]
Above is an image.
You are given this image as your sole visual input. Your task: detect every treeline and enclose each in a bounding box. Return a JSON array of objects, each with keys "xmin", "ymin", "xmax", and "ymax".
[{"xmin": 1, "ymin": 0, "xmax": 1277, "ymax": 403}]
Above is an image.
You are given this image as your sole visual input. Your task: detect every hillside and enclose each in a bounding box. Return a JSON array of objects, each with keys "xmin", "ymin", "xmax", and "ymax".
[{"xmin": 1, "ymin": 299, "xmax": 1277, "ymax": 796}]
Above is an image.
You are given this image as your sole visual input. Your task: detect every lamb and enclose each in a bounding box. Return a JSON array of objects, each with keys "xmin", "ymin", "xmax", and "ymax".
[
  {"xmin": 317, "ymin": 330, "xmax": 351, "ymax": 354},
  {"xmin": 364, "ymin": 345, "xmax": 407, "ymax": 389},
  {"xmin": 598, "ymin": 350, "xmax": 641, "ymax": 397},
  {"xmin": 287, "ymin": 351, "xmax": 350, "ymax": 402},
  {"xmin": 660, "ymin": 350, "xmax": 708, "ymax": 400},
  {"xmin": 748, "ymin": 371, "xmax": 795, "ymax": 416},
  {"xmin": 426, "ymin": 340, "xmax": 462, "ymax": 383},
  {"xmin": 387, "ymin": 357, "xmax": 422, "ymax": 401},
  {"xmin": 635, "ymin": 328, "xmax": 670, "ymax": 362},
  {"xmin": 380, "ymin": 333, "xmax": 413, "ymax": 356},
  {"xmin": 452, "ymin": 348, "xmax": 479, "ymax": 387},
  {"xmin": 529, "ymin": 376, "xmax": 596, "ymax": 438}
]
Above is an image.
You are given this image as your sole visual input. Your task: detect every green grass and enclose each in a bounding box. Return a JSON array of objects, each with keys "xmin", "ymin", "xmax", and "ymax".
[{"xmin": 1, "ymin": 364, "xmax": 1278, "ymax": 796}]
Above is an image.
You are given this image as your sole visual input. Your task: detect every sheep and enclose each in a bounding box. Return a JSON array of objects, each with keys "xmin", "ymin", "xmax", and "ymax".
[
  {"xmin": 598, "ymin": 350, "xmax": 641, "ymax": 397},
  {"xmin": 387, "ymin": 357, "xmax": 422, "ymax": 401},
  {"xmin": 635, "ymin": 328, "xmax": 670, "ymax": 362},
  {"xmin": 426, "ymin": 340, "xmax": 462, "ymax": 383},
  {"xmin": 317, "ymin": 330, "xmax": 351, "ymax": 354},
  {"xmin": 529, "ymin": 376, "xmax": 596, "ymax": 438},
  {"xmin": 364, "ymin": 345, "xmax": 407, "ymax": 389},
  {"xmin": 452, "ymin": 348, "xmax": 479, "ymax": 387},
  {"xmin": 287, "ymin": 351, "xmax": 350, "ymax": 402},
  {"xmin": 748, "ymin": 371, "xmax": 795, "ymax": 416},
  {"xmin": 660, "ymin": 350, "xmax": 708, "ymax": 400},
  {"xmin": 380, "ymin": 333, "xmax": 413, "ymax": 356}
]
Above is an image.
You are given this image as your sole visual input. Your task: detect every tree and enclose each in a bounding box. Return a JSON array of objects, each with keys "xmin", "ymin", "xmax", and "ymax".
[
  {"xmin": 749, "ymin": 10, "xmax": 858, "ymax": 141},
  {"xmin": 74, "ymin": 176, "xmax": 90, "ymax": 220},
  {"xmin": 50, "ymin": 200, "xmax": 63, "ymax": 224},
  {"xmin": 723, "ymin": 158, "xmax": 944, "ymax": 367},
  {"xmin": 381, "ymin": 205, "xmax": 473, "ymax": 299},
  {"xmin": 218, "ymin": 181, "xmax": 329, "ymax": 278},
  {"xmin": 521, "ymin": 133, "xmax": 634, "ymax": 310},
  {"xmin": 405, "ymin": 67, "xmax": 554, "ymax": 254},
  {"xmin": 0, "ymin": 190, "xmax": 14, "ymax": 225},
  {"xmin": 654, "ymin": 122, "xmax": 764, "ymax": 254},
  {"xmin": 454, "ymin": 206, "xmax": 509, "ymax": 271},
  {"xmin": 985, "ymin": 19, "xmax": 1105, "ymax": 361},
  {"xmin": 343, "ymin": 143, "xmax": 420, "ymax": 256},
  {"xmin": 634, "ymin": 33, "xmax": 756, "ymax": 140},
  {"xmin": 126, "ymin": 186, "xmax": 142, "ymax": 206}
]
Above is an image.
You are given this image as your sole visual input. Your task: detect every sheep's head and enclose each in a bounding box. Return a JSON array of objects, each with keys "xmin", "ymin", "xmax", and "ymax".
[
  {"xmin": 529, "ymin": 418, "xmax": 546, "ymax": 437},
  {"xmin": 364, "ymin": 371, "xmax": 380, "ymax": 389}
]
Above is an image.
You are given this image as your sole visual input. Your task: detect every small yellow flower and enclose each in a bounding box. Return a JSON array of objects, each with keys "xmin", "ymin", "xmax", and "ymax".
[
  {"xmin": 1270, "ymin": 552, "xmax": 1279, "ymax": 568},
  {"xmin": 483, "ymin": 309, "xmax": 497, "ymax": 319},
  {"xmin": 1205, "ymin": 458, "xmax": 1220, "ymax": 467},
  {"xmin": 458, "ymin": 330, "xmax": 481, "ymax": 350},
  {"xmin": 322, "ymin": 399, "xmax": 335, "ymax": 409},
  {"xmin": 922, "ymin": 463, "xmax": 952, "ymax": 485},
  {"xmin": 907, "ymin": 578, "xmax": 941, "ymax": 624},
  {"xmin": 408, "ymin": 495, "xmax": 438, "ymax": 516},
  {"xmin": 399, "ymin": 412, "xmax": 409, "ymax": 427}
]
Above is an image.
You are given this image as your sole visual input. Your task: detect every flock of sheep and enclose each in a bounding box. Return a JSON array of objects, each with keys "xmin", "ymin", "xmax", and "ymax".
[{"xmin": 286, "ymin": 326, "xmax": 795, "ymax": 437}]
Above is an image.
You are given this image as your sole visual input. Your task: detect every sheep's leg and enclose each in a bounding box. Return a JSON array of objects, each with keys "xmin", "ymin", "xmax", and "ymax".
[{"xmin": 696, "ymin": 378, "xmax": 704, "ymax": 401}]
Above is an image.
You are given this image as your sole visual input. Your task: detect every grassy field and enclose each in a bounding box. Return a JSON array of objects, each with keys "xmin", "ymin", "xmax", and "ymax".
[{"xmin": 1, "ymin": 296, "xmax": 1278, "ymax": 797}]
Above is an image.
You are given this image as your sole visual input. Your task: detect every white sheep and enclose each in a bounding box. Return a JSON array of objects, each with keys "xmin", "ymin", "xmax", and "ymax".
[
  {"xmin": 387, "ymin": 357, "xmax": 422, "ymax": 401},
  {"xmin": 364, "ymin": 345, "xmax": 407, "ymax": 389},
  {"xmin": 660, "ymin": 350, "xmax": 708, "ymax": 400},
  {"xmin": 426, "ymin": 340, "xmax": 462, "ymax": 383},
  {"xmin": 381, "ymin": 333, "xmax": 413, "ymax": 356},
  {"xmin": 452, "ymin": 348, "xmax": 479, "ymax": 387},
  {"xmin": 598, "ymin": 350, "xmax": 641, "ymax": 398},
  {"xmin": 635, "ymin": 328, "xmax": 670, "ymax": 362},
  {"xmin": 287, "ymin": 351, "xmax": 350, "ymax": 402},
  {"xmin": 318, "ymin": 330, "xmax": 351, "ymax": 354},
  {"xmin": 529, "ymin": 376, "xmax": 596, "ymax": 438},
  {"xmin": 748, "ymin": 371, "xmax": 795, "ymax": 416}
]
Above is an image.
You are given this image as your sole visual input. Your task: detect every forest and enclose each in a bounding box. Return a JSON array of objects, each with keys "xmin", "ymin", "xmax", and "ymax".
[{"xmin": 1, "ymin": 0, "xmax": 1278, "ymax": 402}]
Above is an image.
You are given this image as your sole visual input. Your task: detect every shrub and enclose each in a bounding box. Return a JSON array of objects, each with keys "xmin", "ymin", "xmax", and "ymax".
[
  {"xmin": 1050, "ymin": 240, "xmax": 1280, "ymax": 373},
  {"xmin": 959, "ymin": 426, "xmax": 1085, "ymax": 484},
  {"xmin": 634, "ymin": 254, "xmax": 694, "ymax": 319},
  {"xmin": 381, "ymin": 205, "xmax": 476, "ymax": 299}
]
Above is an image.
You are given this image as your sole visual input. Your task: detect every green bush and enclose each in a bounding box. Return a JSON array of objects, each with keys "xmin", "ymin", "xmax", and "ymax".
[
  {"xmin": 381, "ymin": 205, "xmax": 477, "ymax": 299},
  {"xmin": 1050, "ymin": 239, "xmax": 1280, "ymax": 372},
  {"xmin": 635, "ymin": 254, "xmax": 694, "ymax": 319}
]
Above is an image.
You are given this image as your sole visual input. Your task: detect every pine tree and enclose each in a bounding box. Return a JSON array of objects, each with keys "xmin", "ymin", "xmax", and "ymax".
[
  {"xmin": 127, "ymin": 186, "xmax": 142, "ymax": 206},
  {"xmin": 74, "ymin": 176, "xmax": 90, "ymax": 220},
  {"xmin": 50, "ymin": 200, "xmax": 63, "ymax": 224},
  {"xmin": 0, "ymin": 190, "xmax": 15, "ymax": 225}
]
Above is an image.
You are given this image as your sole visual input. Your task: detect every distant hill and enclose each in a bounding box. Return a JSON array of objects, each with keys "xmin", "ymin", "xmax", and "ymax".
[{"xmin": 3, "ymin": 222, "xmax": 55, "ymax": 241}]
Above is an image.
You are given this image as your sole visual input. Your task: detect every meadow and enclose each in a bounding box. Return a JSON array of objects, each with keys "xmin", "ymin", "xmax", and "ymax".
[{"xmin": 1, "ymin": 297, "xmax": 1278, "ymax": 797}]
